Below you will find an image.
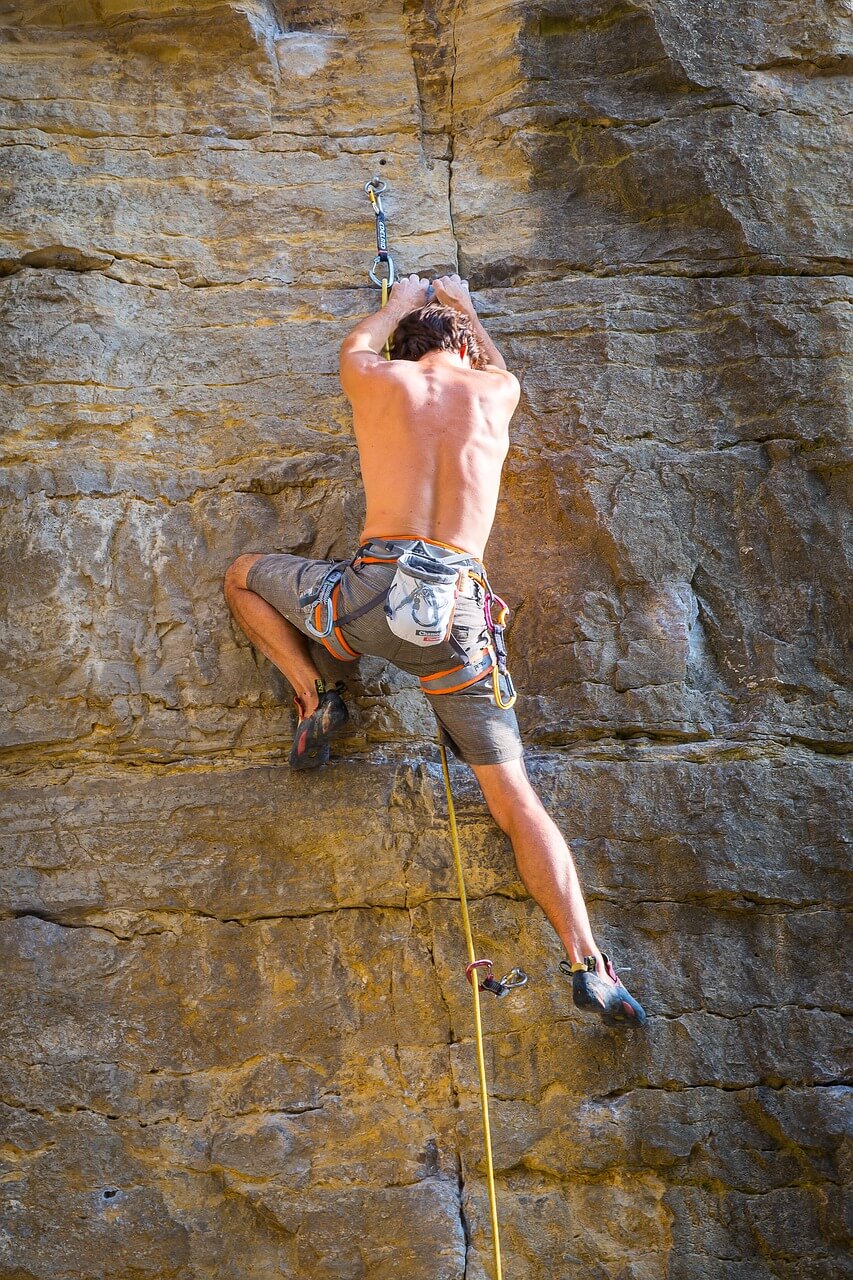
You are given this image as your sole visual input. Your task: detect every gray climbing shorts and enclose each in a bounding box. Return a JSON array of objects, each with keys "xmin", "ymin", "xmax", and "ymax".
[{"xmin": 245, "ymin": 536, "xmax": 523, "ymax": 767}]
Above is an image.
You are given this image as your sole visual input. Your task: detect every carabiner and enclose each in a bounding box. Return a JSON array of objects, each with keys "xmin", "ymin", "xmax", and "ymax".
[
  {"xmin": 364, "ymin": 176, "xmax": 388, "ymax": 204},
  {"xmin": 492, "ymin": 664, "xmax": 517, "ymax": 711},
  {"xmin": 498, "ymin": 967, "xmax": 528, "ymax": 993},
  {"xmin": 365, "ymin": 178, "xmax": 396, "ymax": 289},
  {"xmin": 369, "ymin": 253, "xmax": 396, "ymax": 287}
]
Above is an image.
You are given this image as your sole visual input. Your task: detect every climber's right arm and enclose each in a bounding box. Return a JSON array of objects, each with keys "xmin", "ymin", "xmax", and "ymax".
[{"xmin": 431, "ymin": 274, "xmax": 509, "ymax": 372}]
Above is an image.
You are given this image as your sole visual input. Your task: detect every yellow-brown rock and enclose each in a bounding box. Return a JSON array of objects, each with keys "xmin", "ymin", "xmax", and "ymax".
[{"xmin": 0, "ymin": 2, "xmax": 849, "ymax": 1278}]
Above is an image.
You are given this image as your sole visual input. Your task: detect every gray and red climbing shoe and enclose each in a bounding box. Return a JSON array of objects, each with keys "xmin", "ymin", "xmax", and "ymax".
[
  {"xmin": 560, "ymin": 954, "xmax": 647, "ymax": 1027},
  {"xmin": 289, "ymin": 679, "xmax": 349, "ymax": 770}
]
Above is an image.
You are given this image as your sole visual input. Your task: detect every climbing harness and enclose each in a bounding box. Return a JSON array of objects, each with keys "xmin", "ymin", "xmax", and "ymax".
[
  {"xmin": 347, "ymin": 532, "xmax": 519, "ymax": 699},
  {"xmin": 361, "ymin": 183, "xmax": 527, "ymax": 1278},
  {"xmin": 441, "ymin": 744, "xmax": 527, "ymax": 1280}
]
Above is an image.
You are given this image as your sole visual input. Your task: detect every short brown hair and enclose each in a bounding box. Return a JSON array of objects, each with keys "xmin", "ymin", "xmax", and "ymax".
[{"xmin": 390, "ymin": 302, "xmax": 485, "ymax": 369}]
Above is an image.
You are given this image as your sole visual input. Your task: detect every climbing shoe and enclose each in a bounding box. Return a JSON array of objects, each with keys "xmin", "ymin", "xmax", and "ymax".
[
  {"xmin": 560, "ymin": 954, "xmax": 647, "ymax": 1027},
  {"xmin": 289, "ymin": 679, "xmax": 349, "ymax": 770}
]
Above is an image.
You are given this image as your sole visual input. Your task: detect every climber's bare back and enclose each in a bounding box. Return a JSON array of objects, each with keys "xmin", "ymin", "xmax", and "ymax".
[{"xmin": 342, "ymin": 353, "xmax": 519, "ymax": 560}]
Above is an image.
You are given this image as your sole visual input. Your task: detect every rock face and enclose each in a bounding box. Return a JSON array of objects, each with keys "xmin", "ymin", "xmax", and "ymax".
[{"xmin": 0, "ymin": 3, "xmax": 850, "ymax": 1278}]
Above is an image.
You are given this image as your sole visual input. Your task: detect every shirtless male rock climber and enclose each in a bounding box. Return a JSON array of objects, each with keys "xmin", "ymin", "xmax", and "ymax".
[{"xmin": 224, "ymin": 273, "xmax": 646, "ymax": 1026}]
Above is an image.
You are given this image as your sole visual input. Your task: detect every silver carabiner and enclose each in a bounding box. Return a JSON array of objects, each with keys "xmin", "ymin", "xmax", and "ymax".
[
  {"xmin": 498, "ymin": 967, "xmax": 529, "ymax": 994},
  {"xmin": 369, "ymin": 253, "xmax": 396, "ymax": 287}
]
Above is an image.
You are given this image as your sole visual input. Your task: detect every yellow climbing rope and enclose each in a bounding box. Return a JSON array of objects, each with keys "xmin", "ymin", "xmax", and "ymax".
[
  {"xmin": 440, "ymin": 743, "xmax": 505, "ymax": 1279},
  {"xmin": 364, "ymin": 178, "xmax": 516, "ymax": 1276},
  {"xmin": 381, "ymin": 276, "xmax": 390, "ymax": 358}
]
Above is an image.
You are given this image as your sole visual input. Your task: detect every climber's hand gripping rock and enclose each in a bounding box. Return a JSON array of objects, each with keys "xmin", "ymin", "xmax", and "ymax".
[
  {"xmin": 389, "ymin": 273, "xmax": 431, "ymax": 315},
  {"xmin": 431, "ymin": 272, "xmax": 475, "ymax": 316}
]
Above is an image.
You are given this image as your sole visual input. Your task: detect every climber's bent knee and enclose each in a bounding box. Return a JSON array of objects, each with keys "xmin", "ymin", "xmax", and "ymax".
[
  {"xmin": 471, "ymin": 757, "xmax": 542, "ymax": 834},
  {"xmin": 224, "ymin": 553, "xmax": 265, "ymax": 599}
]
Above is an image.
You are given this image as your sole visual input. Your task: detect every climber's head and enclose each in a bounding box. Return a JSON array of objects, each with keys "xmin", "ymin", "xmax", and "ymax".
[{"xmin": 390, "ymin": 301, "xmax": 486, "ymax": 369}]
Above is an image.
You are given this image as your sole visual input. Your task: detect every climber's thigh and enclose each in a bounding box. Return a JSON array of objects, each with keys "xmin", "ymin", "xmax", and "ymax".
[
  {"xmin": 429, "ymin": 677, "xmax": 524, "ymax": 768},
  {"xmin": 246, "ymin": 552, "xmax": 337, "ymax": 634}
]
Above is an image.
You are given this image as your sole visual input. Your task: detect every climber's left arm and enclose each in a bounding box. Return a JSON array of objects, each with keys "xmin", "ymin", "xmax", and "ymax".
[{"xmin": 339, "ymin": 275, "xmax": 429, "ymax": 396}]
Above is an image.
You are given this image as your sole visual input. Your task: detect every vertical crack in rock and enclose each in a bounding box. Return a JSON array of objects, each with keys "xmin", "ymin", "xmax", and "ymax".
[
  {"xmin": 403, "ymin": 1, "xmax": 431, "ymax": 160},
  {"xmin": 235, "ymin": 0, "xmax": 286, "ymax": 82},
  {"xmin": 411, "ymin": 896, "xmax": 470, "ymax": 1275},
  {"xmin": 403, "ymin": 0, "xmax": 462, "ymax": 264},
  {"xmin": 447, "ymin": 0, "xmax": 462, "ymax": 271},
  {"xmin": 457, "ymin": 1148, "xmax": 471, "ymax": 1278}
]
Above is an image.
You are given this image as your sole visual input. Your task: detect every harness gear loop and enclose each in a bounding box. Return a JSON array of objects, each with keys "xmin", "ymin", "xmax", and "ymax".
[
  {"xmin": 469, "ymin": 572, "xmax": 518, "ymax": 711},
  {"xmin": 441, "ymin": 743, "xmax": 508, "ymax": 1280}
]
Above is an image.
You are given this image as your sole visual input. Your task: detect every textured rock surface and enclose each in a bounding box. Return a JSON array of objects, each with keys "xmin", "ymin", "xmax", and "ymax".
[{"xmin": 0, "ymin": 2, "xmax": 850, "ymax": 1278}]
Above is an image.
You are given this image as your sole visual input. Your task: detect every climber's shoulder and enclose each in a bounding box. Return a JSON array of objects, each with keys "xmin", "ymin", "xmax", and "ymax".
[
  {"xmin": 338, "ymin": 348, "xmax": 407, "ymax": 396},
  {"xmin": 339, "ymin": 347, "xmax": 417, "ymax": 402}
]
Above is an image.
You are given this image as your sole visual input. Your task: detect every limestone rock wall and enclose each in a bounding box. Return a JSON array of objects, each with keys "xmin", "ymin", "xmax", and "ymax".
[{"xmin": 0, "ymin": 3, "xmax": 850, "ymax": 1278}]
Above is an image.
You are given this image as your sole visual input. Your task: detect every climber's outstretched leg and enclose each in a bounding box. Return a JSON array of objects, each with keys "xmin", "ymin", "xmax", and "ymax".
[
  {"xmin": 471, "ymin": 757, "xmax": 646, "ymax": 1025},
  {"xmin": 472, "ymin": 757, "xmax": 601, "ymax": 964},
  {"xmin": 224, "ymin": 554, "xmax": 349, "ymax": 768}
]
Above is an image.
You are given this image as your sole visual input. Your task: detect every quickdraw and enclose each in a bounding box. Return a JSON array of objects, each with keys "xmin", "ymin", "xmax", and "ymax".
[
  {"xmin": 364, "ymin": 177, "xmax": 396, "ymax": 291},
  {"xmin": 365, "ymin": 178, "xmax": 395, "ymax": 359},
  {"xmin": 466, "ymin": 958, "xmax": 529, "ymax": 999}
]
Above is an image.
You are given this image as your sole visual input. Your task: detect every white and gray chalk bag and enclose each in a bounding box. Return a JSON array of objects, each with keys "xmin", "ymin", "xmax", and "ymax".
[{"xmin": 384, "ymin": 542, "xmax": 465, "ymax": 646}]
